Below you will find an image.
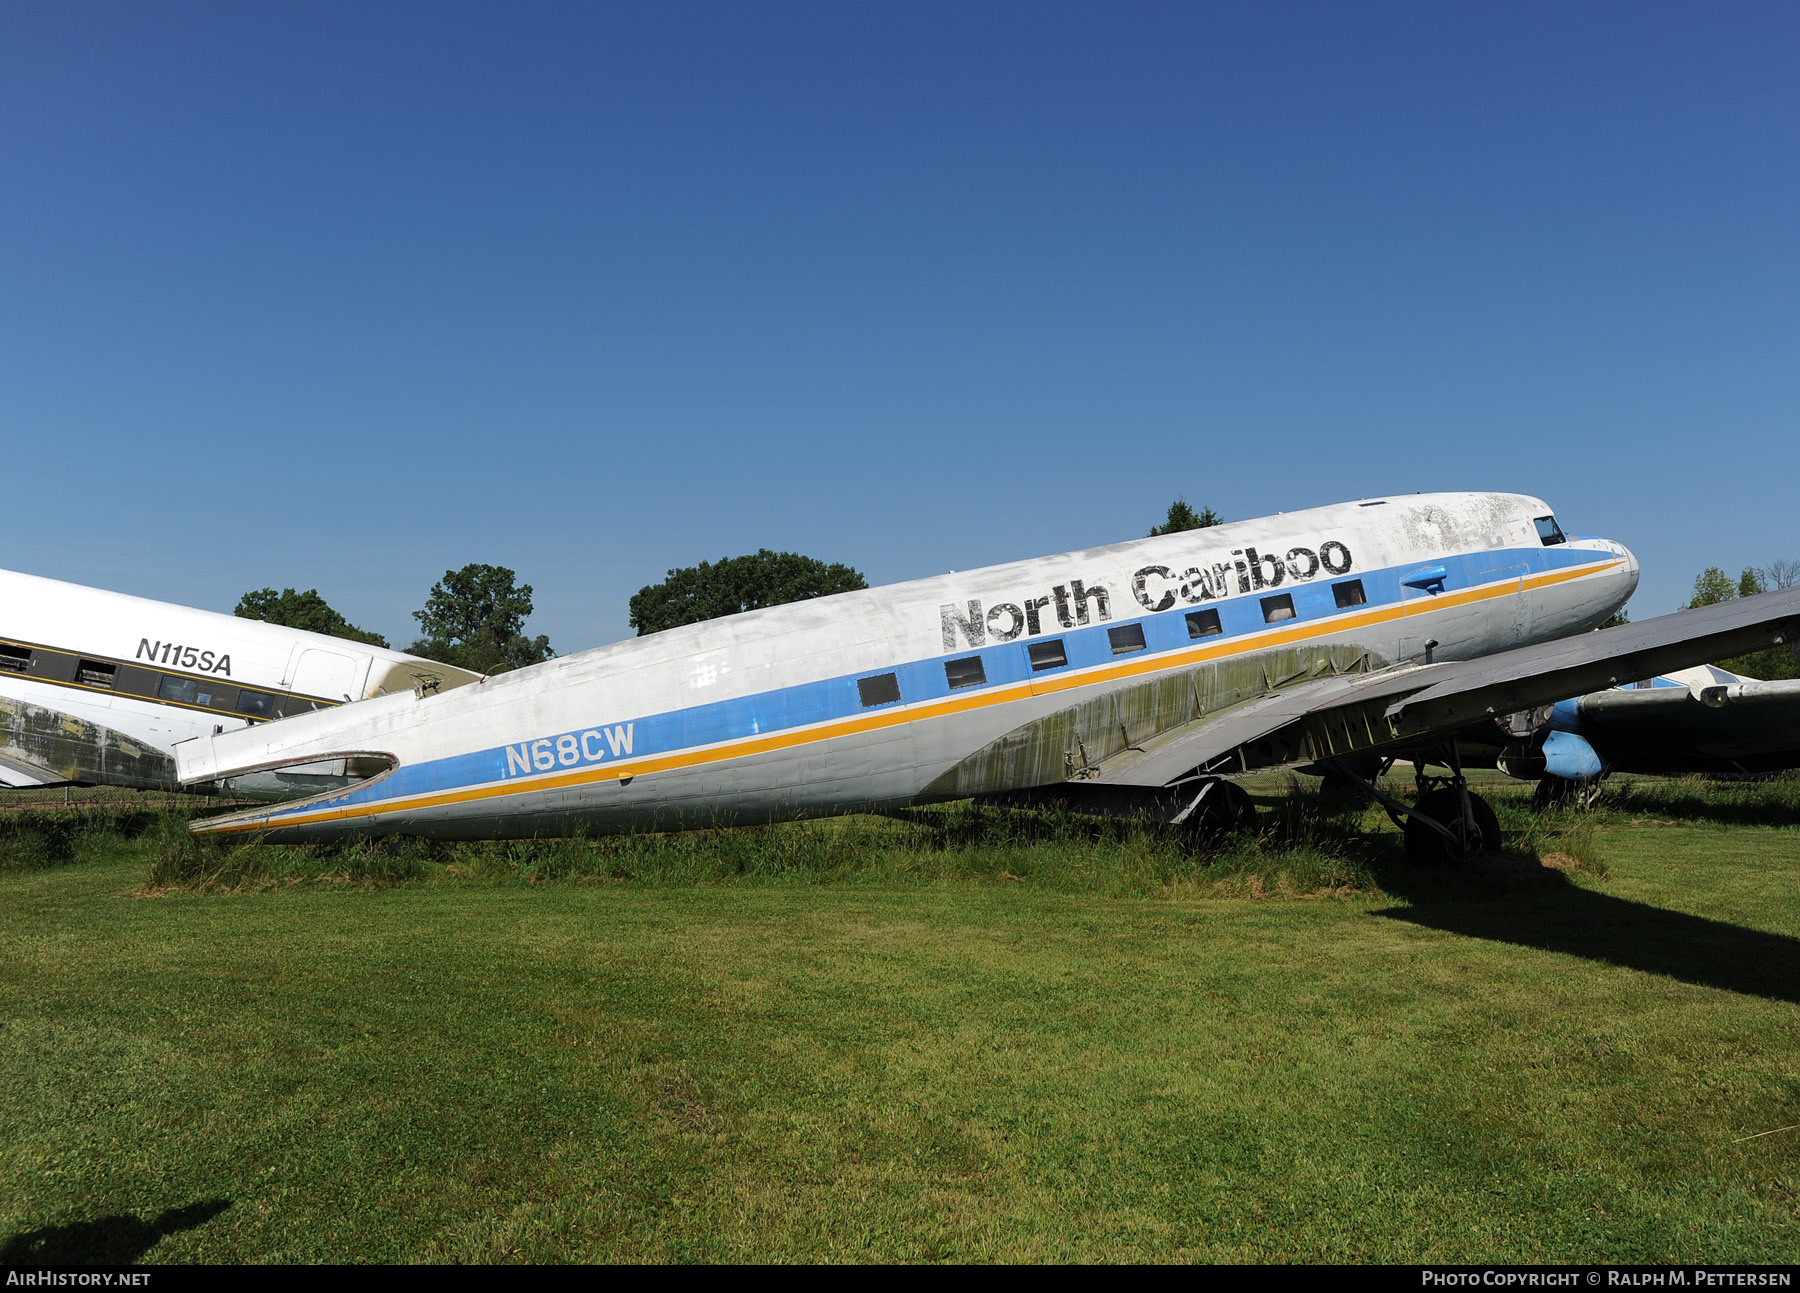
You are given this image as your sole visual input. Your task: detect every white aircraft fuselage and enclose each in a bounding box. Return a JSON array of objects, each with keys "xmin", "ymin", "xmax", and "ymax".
[
  {"xmin": 179, "ymin": 492, "xmax": 1639, "ymax": 840},
  {"xmin": 0, "ymin": 569, "xmax": 479, "ymax": 794}
]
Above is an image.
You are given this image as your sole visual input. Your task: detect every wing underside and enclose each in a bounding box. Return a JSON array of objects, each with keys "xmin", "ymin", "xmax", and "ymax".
[{"xmin": 1006, "ymin": 587, "xmax": 1800, "ymax": 791}]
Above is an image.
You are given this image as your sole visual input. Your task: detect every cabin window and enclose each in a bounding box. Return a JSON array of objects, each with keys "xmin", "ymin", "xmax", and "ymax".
[
  {"xmin": 944, "ymin": 655, "xmax": 986, "ymax": 690},
  {"xmin": 0, "ymin": 644, "xmax": 28, "ymax": 675},
  {"xmin": 158, "ymin": 675, "xmax": 198, "ymax": 704},
  {"xmin": 1028, "ymin": 639, "xmax": 1068, "ymax": 672},
  {"xmin": 1333, "ymin": 580, "xmax": 1366, "ymax": 609},
  {"xmin": 1108, "ymin": 623, "xmax": 1147, "ymax": 655},
  {"xmin": 236, "ymin": 689, "xmax": 276, "ymax": 719},
  {"xmin": 1261, "ymin": 594, "xmax": 1296, "ymax": 624},
  {"xmin": 1186, "ymin": 609, "xmax": 1222, "ymax": 639},
  {"xmin": 75, "ymin": 659, "xmax": 116, "ymax": 689},
  {"xmin": 857, "ymin": 673, "xmax": 901, "ymax": 708},
  {"xmin": 1534, "ymin": 515, "xmax": 1566, "ymax": 546}
]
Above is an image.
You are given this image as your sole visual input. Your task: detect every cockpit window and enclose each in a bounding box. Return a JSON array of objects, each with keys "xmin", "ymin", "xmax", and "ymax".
[{"xmin": 1534, "ymin": 515, "xmax": 1566, "ymax": 546}]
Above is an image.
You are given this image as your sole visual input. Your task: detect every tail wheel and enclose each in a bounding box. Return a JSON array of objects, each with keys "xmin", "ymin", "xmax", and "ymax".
[
  {"xmin": 1186, "ymin": 779, "xmax": 1255, "ymax": 840},
  {"xmin": 1404, "ymin": 788, "xmax": 1500, "ymax": 865}
]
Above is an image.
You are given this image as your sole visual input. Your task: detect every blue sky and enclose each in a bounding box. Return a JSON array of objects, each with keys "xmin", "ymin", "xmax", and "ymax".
[{"xmin": 3, "ymin": 2, "xmax": 1795, "ymax": 652}]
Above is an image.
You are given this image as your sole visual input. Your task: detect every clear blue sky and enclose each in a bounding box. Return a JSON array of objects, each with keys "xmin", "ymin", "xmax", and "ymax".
[{"xmin": 4, "ymin": 2, "xmax": 1795, "ymax": 651}]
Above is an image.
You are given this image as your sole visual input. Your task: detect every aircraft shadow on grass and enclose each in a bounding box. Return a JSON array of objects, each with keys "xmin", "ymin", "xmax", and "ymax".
[
  {"xmin": 1371, "ymin": 855, "xmax": 1800, "ymax": 1007},
  {"xmin": 2, "ymin": 1199, "xmax": 230, "ymax": 1265}
]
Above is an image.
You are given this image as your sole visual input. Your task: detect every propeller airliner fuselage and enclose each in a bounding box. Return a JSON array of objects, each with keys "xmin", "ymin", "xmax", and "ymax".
[{"xmin": 178, "ymin": 491, "xmax": 1690, "ymax": 858}]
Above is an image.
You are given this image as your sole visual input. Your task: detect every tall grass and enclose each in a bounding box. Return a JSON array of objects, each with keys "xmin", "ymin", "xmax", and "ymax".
[
  {"xmin": 145, "ymin": 816, "xmax": 428, "ymax": 891},
  {"xmin": 42, "ymin": 769, "xmax": 1794, "ymax": 896},
  {"xmin": 126, "ymin": 782, "xmax": 1384, "ymax": 898},
  {"xmin": 1599, "ymin": 772, "xmax": 1800, "ymax": 827},
  {"xmin": 0, "ymin": 805, "xmax": 160, "ymax": 872}
]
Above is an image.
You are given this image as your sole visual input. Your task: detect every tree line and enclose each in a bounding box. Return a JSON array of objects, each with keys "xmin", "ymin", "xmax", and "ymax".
[
  {"xmin": 236, "ymin": 510, "xmax": 1794, "ymax": 684},
  {"xmin": 1681, "ymin": 560, "xmax": 1800, "ymax": 679},
  {"xmin": 235, "ymin": 564, "xmax": 553, "ymax": 676},
  {"xmin": 233, "ymin": 501, "xmax": 1226, "ymax": 672}
]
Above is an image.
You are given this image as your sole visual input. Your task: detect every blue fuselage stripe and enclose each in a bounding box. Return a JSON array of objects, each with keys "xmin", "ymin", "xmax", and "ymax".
[{"xmin": 260, "ymin": 543, "xmax": 1605, "ymax": 820}]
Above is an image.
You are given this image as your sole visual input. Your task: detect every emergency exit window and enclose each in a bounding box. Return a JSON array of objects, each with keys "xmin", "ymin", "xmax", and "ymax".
[{"xmin": 1028, "ymin": 639, "xmax": 1068, "ymax": 671}]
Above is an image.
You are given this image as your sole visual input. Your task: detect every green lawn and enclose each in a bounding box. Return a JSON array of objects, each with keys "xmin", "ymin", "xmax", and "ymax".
[{"xmin": 4, "ymin": 788, "xmax": 1800, "ymax": 1262}]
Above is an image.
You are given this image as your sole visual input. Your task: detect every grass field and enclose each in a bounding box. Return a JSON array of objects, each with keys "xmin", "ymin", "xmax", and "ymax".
[{"xmin": 3, "ymin": 777, "xmax": 1800, "ymax": 1263}]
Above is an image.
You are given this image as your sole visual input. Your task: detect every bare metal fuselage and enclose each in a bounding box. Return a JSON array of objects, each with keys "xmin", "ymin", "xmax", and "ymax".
[{"xmin": 178, "ymin": 492, "xmax": 1639, "ymax": 840}]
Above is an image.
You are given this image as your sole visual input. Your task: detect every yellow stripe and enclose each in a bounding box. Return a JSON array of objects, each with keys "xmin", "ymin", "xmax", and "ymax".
[{"xmin": 202, "ymin": 559, "xmax": 1623, "ymax": 835}]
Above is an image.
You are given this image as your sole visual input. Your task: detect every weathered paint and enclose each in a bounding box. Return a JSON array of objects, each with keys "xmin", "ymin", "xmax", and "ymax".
[
  {"xmin": 0, "ymin": 694, "xmax": 180, "ymax": 789},
  {"xmin": 179, "ymin": 492, "xmax": 1643, "ymax": 841}
]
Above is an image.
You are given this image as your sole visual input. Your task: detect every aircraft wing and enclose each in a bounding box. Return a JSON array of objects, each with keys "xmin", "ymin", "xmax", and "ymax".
[
  {"xmin": 0, "ymin": 751, "xmax": 62, "ymax": 787},
  {"xmin": 1091, "ymin": 585, "xmax": 1800, "ymax": 788}
]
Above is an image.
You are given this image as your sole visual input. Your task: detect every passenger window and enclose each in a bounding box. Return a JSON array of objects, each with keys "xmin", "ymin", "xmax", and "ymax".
[
  {"xmin": 0, "ymin": 644, "xmax": 28, "ymax": 675},
  {"xmin": 1333, "ymin": 580, "xmax": 1366, "ymax": 608},
  {"xmin": 1261, "ymin": 594, "xmax": 1296, "ymax": 624},
  {"xmin": 1028, "ymin": 639, "xmax": 1068, "ymax": 671},
  {"xmin": 857, "ymin": 673, "xmax": 901, "ymax": 707},
  {"xmin": 1108, "ymin": 624, "xmax": 1147, "ymax": 655},
  {"xmin": 158, "ymin": 675, "xmax": 198, "ymax": 704},
  {"xmin": 1534, "ymin": 515, "xmax": 1566, "ymax": 546},
  {"xmin": 944, "ymin": 656, "xmax": 986, "ymax": 690},
  {"xmin": 236, "ymin": 689, "xmax": 276, "ymax": 719},
  {"xmin": 76, "ymin": 660, "xmax": 116, "ymax": 689},
  {"xmin": 1186, "ymin": 609, "xmax": 1222, "ymax": 639}
]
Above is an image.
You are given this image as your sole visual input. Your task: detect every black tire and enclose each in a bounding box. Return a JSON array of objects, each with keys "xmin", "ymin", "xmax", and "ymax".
[
  {"xmin": 1404, "ymin": 788, "xmax": 1501, "ymax": 865},
  {"xmin": 1186, "ymin": 779, "xmax": 1255, "ymax": 840}
]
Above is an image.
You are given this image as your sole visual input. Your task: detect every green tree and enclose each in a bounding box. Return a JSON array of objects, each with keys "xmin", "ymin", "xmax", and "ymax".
[
  {"xmin": 1149, "ymin": 497, "xmax": 1223, "ymax": 536},
  {"xmin": 1601, "ymin": 609, "xmax": 1630, "ymax": 629},
  {"xmin": 629, "ymin": 550, "xmax": 868, "ymax": 636},
  {"xmin": 234, "ymin": 587, "xmax": 388, "ymax": 647},
  {"xmin": 1685, "ymin": 565, "xmax": 1798, "ymax": 680},
  {"xmin": 407, "ymin": 564, "xmax": 553, "ymax": 675},
  {"xmin": 1688, "ymin": 567, "xmax": 1738, "ymax": 608}
]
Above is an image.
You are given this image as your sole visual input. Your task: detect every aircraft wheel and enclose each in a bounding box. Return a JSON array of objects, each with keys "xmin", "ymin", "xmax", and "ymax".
[
  {"xmin": 1404, "ymin": 788, "xmax": 1500, "ymax": 865},
  {"xmin": 1187, "ymin": 779, "xmax": 1255, "ymax": 840}
]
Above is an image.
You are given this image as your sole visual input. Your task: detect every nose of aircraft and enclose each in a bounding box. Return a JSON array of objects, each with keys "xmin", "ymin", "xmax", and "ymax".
[{"xmin": 1596, "ymin": 536, "xmax": 1640, "ymax": 610}]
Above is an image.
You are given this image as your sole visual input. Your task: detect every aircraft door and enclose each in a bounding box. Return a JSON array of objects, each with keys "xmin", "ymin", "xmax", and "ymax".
[{"xmin": 289, "ymin": 648, "xmax": 361, "ymax": 704}]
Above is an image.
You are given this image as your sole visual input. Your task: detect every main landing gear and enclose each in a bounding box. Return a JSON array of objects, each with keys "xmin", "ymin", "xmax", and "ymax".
[{"xmin": 1324, "ymin": 744, "xmax": 1500, "ymax": 865}]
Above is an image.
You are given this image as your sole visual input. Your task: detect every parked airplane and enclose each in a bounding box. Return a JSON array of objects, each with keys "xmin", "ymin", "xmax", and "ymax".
[
  {"xmin": 0, "ymin": 568, "xmax": 479, "ymax": 798},
  {"xmin": 175, "ymin": 492, "xmax": 1800, "ymax": 862},
  {"xmin": 1495, "ymin": 664, "xmax": 1800, "ymax": 807}
]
